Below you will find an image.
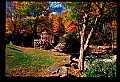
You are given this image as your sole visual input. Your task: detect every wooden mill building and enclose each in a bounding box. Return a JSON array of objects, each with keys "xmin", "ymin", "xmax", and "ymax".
[
  {"xmin": 40, "ymin": 29, "xmax": 55, "ymax": 44},
  {"xmin": 34, "ymin": 28, "xmax": 59, "ymax": 50}
]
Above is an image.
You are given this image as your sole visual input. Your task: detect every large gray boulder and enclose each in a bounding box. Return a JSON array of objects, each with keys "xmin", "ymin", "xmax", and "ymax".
[{"xmin": 48, "ymin": 66, "xmax": 68, "ymax": 77}]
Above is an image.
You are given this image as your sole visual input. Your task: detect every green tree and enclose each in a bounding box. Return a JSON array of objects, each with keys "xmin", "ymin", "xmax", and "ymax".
[{"xmin": 63, "ymin": 2, "xmax": 117, "ymax": 71}]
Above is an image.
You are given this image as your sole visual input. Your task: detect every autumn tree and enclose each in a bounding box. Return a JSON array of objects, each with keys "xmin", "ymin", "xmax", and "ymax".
[
  {"xmin": 64, "ymin": 20, "xmax": 78, "ymax": 33},
  {"xmin": 6, "ymin": 1, "xmax": 19, "ymax": 37},
  {"xmin": 5, "ymin": 20, "xmax": 14, "ymax": 35},
  {"xmin": 49, "ymin": 13, "xmax": 65, "ymax": 36},
  {"xmin": 14, "ymin": 1, "xmax": 52, "ymax": 47},
  {"xmin": 63, "ymin": 2, "xmax": 117, "ymax": 71},
  {"xmin": 6, "ymin": 1, "xmax": 26, "ymax": 45}
]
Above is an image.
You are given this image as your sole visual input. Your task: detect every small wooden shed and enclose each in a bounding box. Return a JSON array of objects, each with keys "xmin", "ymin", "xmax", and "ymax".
[
  {"xmin": 34, "ymin": 28, "xmax": 56, "ymax": 50},
  {"xmin": 40, "ymin": 28, "xmax": 55, "ymax": 44}
]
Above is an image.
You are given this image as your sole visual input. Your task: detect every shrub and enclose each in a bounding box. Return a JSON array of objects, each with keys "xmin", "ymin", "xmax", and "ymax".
[
  {"xmin": 104, "ymin": 54, "xmax": 111, "ymax": 59},
  {"xmin": 83, "ymin": 59, "xmax": 116, "ymax": 77}
]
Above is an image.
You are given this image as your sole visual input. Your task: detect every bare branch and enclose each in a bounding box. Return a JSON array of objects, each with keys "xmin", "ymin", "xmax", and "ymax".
[
  {"xmin": 80, "ymin": 31, "xmax": 82, "ymax": 35},
  {"xmin": 95, "ymin": 15, "xmax": 101, "ymax": 25},
  {"xmin": 94, "ymin": 2, "xmax": 106, "ymax": 30},
  {"xmin": 83, "ymin": 13, "xmax": 88, "ymax": 30},
  {"xmin": 84, "ymin": 28, "xmax": 93, "ymax": 51}
]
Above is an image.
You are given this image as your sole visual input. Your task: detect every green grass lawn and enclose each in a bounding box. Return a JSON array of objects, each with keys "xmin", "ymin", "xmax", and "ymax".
[{"xmin": 5, "ymin": 44, "xmax": 70, "ymax": 77}]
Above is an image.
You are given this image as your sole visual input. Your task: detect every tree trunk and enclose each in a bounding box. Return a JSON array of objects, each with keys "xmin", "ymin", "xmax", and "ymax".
[
  {"xmin": 78, "ymin": 3, "xmax": 105, "ymax": 71},
  {"xmin": 78, "ymin": 28, "xmax": 93, "ymax": 71},
  {"xmin": 78, "ymin": 31, "xmax": 84, "ymax": 70},
  {"xmin": 31, "ymin": 16, "xmax": 38, "ymax": 48},
  {"xmin": 78, "ymin": 14, "xmax": 87, "ymax": 71},
  {"xmin": 78, "ymin": 14, "xmax": 94, "ymax": 71},
  {"xmin": 78, "ymin": 15, "xmax": 99, "ymax": 71},
  {"xmin": 31, "ymin": 24, "xmax": 37, "ymax": 48}
]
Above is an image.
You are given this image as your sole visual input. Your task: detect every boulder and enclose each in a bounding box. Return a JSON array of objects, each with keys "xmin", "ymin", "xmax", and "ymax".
[
  {"xmin": 54, "ymin": 42, "xmax": 67, "ymax": 52},
  {"xmin": 48, "ymin": 66, "xmax": 68, "ymax": 77},
  {"xmin": 110, "ymin": 55, "xmax": 117, "ymax": 62}
]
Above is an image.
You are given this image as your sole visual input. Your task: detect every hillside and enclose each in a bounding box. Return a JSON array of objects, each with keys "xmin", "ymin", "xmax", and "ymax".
[{"xmin": 5, "ymin": 44, "xmax": 72, "ymax": 77}]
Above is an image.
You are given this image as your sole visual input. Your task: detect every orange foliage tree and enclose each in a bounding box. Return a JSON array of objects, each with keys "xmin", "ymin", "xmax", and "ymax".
[
  {"xmin": 64, "ymin": 20, "xmax": 78, "ymax": 33},
  {"xmin": 49, "ymin": 13, "xmax": 65, "ymax": 35},
  {"xmin": 5, "ymin": 20, "xmax": 14, "ymax": 35}
]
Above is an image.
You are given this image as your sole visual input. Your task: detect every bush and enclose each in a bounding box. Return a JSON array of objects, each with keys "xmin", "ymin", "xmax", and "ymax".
[
  {"xmin": 104, "ymin": 54, "xmax": 111, "ymax": 59},
  {"xmin": 83, "ymin": 59, "xmax": 116, "ymax": 77}
]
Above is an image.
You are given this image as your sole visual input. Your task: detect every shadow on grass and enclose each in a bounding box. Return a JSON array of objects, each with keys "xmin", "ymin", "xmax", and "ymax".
[{"xmin": 6, "ymin": 46, "xmax": 22, "ymax": 52}]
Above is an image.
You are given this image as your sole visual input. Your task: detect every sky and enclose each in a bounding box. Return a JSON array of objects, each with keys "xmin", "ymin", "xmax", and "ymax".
[
  {"xmin": 49, "ymin": 1, "xmax": 65, "ymax": 14},
  {"xmin": 6, "ymin": 1, "xmax": 65, "ymax": 15}
]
